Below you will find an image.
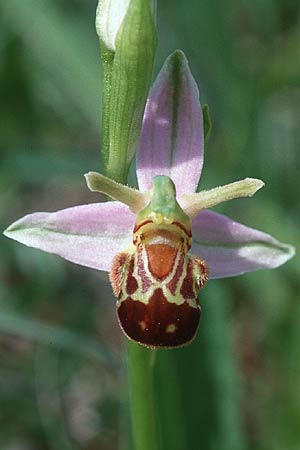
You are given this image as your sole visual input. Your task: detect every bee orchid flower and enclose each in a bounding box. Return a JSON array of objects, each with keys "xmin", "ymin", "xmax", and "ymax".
[{"xmin": 4, "ymin": 51, "xmax": 294, "ymax": 348}]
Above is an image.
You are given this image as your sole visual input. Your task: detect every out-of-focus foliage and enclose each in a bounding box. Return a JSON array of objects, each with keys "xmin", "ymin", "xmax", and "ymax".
[{"xmin": 0, "ymin": 1, "xmax": 299, "ymax": 449}]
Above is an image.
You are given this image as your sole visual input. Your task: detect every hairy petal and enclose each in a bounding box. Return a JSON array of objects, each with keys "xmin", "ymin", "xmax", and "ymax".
[
  {"xmin": 4, "ymin": 202, "xmax": 134, "ymax": 272},
  {"xmin": 137, "ymin": 50, "xmax": 204, "ymax": 197},
  {"xmin": 181, "ymin": 178, "xmax": 264, "ymax": 218},
  {"xmin": 191, "ymin": 210, "xmax": 295, "ymax": 279},
  {"xmin": 85, "ymin": 171, "xmax": 149, "ymax": 213}
]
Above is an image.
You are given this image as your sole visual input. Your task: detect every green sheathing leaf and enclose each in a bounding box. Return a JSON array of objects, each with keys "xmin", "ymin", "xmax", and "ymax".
[
  {"xmin": 99, "ymin": 43, "xmax": 115, "ymax": 168},
  {"xmin": 105, "ymin": 0, "xmax": 157, "ymax": 183}
]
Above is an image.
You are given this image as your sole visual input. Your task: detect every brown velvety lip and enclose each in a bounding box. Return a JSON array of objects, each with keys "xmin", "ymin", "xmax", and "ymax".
[{"xmin": 117, "ymin": 288, "xmax": 201, "ymax": 348}]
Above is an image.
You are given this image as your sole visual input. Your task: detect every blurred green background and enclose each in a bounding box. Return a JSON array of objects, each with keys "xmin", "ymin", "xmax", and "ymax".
[{"xmin": 0, "ymin": 1, "xmax": 299, "ymax": 449}]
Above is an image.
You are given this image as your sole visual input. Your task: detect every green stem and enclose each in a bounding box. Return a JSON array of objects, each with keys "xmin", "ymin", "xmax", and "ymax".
[
  {"xmin": 154, "ymin": 351, "xmax": 188, "ymax": 450},
  {"xmin": 127, "ymin": 342, "xmax": 161, "ymax": 450}
]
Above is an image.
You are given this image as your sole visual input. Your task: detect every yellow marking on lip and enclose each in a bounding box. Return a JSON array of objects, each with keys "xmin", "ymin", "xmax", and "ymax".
[
  {"xmin": 166, "ymin": 323, "xmax": 177, "ymax": 333},
  {"xmin": 139, "ymin": 321, "xmax": 147, "ymax": 331}
]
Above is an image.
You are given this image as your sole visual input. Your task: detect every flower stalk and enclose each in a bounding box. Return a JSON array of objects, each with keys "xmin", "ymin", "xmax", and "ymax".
[{"xmin": 127, "ymin": 344, "xmax": 161, "ymax": 450}]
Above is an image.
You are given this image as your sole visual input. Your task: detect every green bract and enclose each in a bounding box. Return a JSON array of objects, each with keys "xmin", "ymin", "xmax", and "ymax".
[{"xmin": 97, "ymin": 0, "xmax": 157, "ymax": 183}]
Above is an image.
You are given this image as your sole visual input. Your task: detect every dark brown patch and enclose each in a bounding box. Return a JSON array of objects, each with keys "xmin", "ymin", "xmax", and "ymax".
[
  {"xmin": 180, "ymin": 259, "xmax": 195, "ymax": 299},
  {"xmin": 137, "ymin": 249, "xmax": 152, "ymax": 292},
  {"xmin": 146, "ymin": 244, "xmax": 177, "ymax": 280},
  {"xmin": 126, "ymin": 258, "xmax": 138, "ymax": 295},
  {"xmin": 166, "ymin": 253, "xmax": 184, "ymax": 295},
  {"xmin": 117, "ymin": 288, "xmax": 201, "ymax": 348}
]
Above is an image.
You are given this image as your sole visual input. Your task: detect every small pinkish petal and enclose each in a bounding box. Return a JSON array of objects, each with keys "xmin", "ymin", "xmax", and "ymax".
[
  {"xmin": 4, "ymin": 202, "xmax": 134, "ymax": 272},
  {"xmin": 191, "ymin": 210, "xmax": 295, "ymax": 279},
  {"xmin": 137, "ymin": 50, "xmax": 204, "ymax": 197}
]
